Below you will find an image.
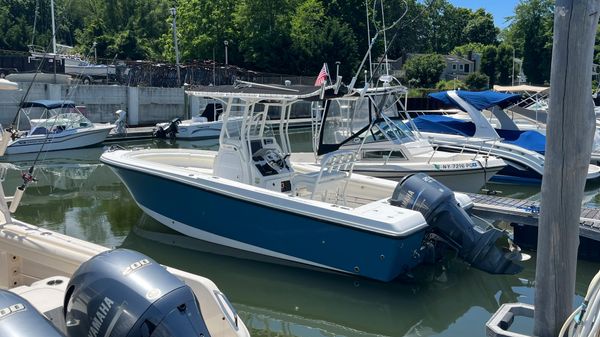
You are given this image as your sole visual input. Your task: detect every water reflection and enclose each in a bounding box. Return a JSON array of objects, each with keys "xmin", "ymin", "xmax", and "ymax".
[
  {"xmin": 121, "ymin": 215, "xmax": 542, "ymax": 337},
  {"xmin": 0, "ymin": 146, "xmax": 139, "ymax": 246}
]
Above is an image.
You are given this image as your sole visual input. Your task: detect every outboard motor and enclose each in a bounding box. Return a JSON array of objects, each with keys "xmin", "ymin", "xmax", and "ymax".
[
  {"xmin": 154, "ymin": 118, "xmax": 181, "ymax": 139},
  {"xmin": 0, "ymin": 289, "xmax": 66, "ymax": 337},
  {"xmin": 390, "ymin": 173, "xmax": 523, "ymax": 274},
  {"xmin": 64, "ymin": 249, "xmax": 211, "ymax": 337}
]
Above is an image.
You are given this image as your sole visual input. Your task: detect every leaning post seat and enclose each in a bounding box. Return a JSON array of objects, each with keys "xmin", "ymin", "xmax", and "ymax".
[{"xmin": 292, "ymin": 149, "xmax": 357, "ymax": 198}]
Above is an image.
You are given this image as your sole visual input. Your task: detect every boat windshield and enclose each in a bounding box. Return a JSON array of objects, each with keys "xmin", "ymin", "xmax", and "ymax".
[
  {"xmin": 30, "ymin": 113, "xmax": 92, "ymax": 131},
  {"xmin": 321, "ymin": 97, "xmax": 370, "ymax": 145},
  {"xmin": 321, "ymin": 93, "xmax": 415, "ymax": 146},
  {"xmin": 354, "ymin": 118, "xmax": 416, "ymax": 144}
]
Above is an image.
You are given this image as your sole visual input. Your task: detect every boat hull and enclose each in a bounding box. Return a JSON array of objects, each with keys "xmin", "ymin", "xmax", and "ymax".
[
  {"xmin": 351, "ymin": 164, "xmax": 504, "ymax": 193},
  {"xmin": 107, "ymin": 165, "xmax": 427, "ymax": 282},
  {"xmin": 5, "ymin": 125, "xmax": 112, "ymax": 155},
  {"xmin": 175, "ymin": 121, "xmax": 222, "ymax": 139},
  {"xmin": 423, "ymin": 138, "xmax": 600, "ymax": 184}
]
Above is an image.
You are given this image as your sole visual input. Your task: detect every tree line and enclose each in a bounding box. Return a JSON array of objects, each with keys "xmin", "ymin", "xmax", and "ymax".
[{"xmin": 0, "ymin": 0, "xmax": 572, "ymax": 86}]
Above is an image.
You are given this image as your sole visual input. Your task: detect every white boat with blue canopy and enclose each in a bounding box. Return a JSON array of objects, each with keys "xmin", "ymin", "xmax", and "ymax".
[
  {"xmin": 292, "ymin": 79, "xmax": 506, "ymax": 193},
  {"xmin": 101, "ymin": 80, "xmax": 524, "ymax": 282},
  {"xmin": 410, "ymin": 90, "xmax": 600, "ymax": 184},
  {"xmin": 1, "ymin": 100, "xmax": 113, "ymax": 155}
]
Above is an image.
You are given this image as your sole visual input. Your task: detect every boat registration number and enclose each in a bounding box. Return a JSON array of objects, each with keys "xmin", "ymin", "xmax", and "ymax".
[{"xmin": 434, "ymin": 162, "xmax": 480, "ymax": 170}]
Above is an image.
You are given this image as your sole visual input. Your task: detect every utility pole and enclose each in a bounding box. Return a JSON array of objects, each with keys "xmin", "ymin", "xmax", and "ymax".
[
  {"xmin": 224, "ymin": 40, "xmax": 229, "ymax": 66},
  {"xmin": 50, "ymin": 0, "xmax": 56, "ymax": 54},
  {"xmin": 534, "ymin": 1, "xmax": 600, "ymax": 336},
  {"xmin": 170, "ymin": 7, "xmax": 181, "ymax": 86},
  {"xmin": 512, "ymin": 47, "xmax": 515, "ymax": 86}
]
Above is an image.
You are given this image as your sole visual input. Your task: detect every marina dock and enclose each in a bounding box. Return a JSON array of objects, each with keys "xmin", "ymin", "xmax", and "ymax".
[{"xmin": 466, "ymin": 192, "xmax": 600, "ymax": 260}]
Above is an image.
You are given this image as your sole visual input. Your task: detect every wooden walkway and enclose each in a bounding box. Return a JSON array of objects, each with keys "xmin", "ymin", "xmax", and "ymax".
[{"xmin": 465, "ymin": 193, "xmax": 600, "ymax": 241}]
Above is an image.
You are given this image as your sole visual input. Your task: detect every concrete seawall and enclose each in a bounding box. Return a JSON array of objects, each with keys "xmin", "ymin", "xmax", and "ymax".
[
  {"xmin": 0, "ymin": 83, "xmax": 186, "ymax": 127},
  {"xmin": 0, "ymin": 83, "xmax": 311, "ymax": 127}
]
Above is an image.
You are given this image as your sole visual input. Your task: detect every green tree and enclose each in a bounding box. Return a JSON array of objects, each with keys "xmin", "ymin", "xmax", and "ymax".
[
  {"xmin": 464, "ymin": 72, "xmax": 489, "ymax": 90},
  {"xmin": 424, "ymin": 1, "xmax": 473, "ymax": 54},
  {"xmin": 161, "ymin": 0, "xmax": 236, "ymax": 64},
  {"xmin": 75, "ymin": 0, "xmax": 170, "ymax": 60},
  {"xmin": 503, "ymin": 0, "xmax": 554, "ymax": 84},
  {"xmin": 290, "ymin": 0, "xmax": 359, "ymax": 76},
  {"xmin": 495, "ymin": 44, "xmax": 513, "ymax": 85},
  {"xmin": 451, "ymin": 43, "xmax": 486, "ymax": 57},
  {"xmin": 403, "ymin": 54, "xmax": 445, "ymax": 88},
  {"xmin": 233, "ymin": 0, "xmax": 297, "ymax": 73},
  {"xmin": 480, "ymin": 45, "xmax": 497, "ymax": 86},
  {"xmin": 463, "ymin": 9, "xmax": 498, "ymax": 45}
]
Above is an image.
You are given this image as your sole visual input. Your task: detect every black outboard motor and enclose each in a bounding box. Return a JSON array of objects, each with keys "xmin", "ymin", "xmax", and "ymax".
[
  {"xmin": 0, "ymin": 289, "xmax": 66, "ymax": 337},
  {"xmin": 154, "ymin": 118, "xmax": 181, "ymax": 139},
  {"xmin": 64, "ymin": 249, "xmax": 211, "ymax": 337},
  {"xmin": 390, "ymin": 173, "xmax": 523, "ymax": 274}
]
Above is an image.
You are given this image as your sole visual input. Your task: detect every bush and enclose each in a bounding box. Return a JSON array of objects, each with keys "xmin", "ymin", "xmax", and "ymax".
[
  {"xmin": 464, "ymin": 72, "xmax": 489, "ymax": 90},
  {"xmin": 403, "ymin": 54, "xmax": 446, "ymax": 88},
  {"xmin": 436, "ymin": 79, "xmax": 466, "ymax": 90}
]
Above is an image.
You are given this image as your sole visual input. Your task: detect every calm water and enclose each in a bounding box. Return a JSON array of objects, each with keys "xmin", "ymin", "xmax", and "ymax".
[{"xmin": 3, "ymin": 129, "xmax": 600, "ymax": 337}]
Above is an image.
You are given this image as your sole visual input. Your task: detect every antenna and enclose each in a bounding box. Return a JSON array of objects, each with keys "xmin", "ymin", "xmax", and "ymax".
[
  {"xmin": 379, "ymin": 0, "xmax": 390, "ymax": 76},
  {"xmin": 365, "ymin": 0, "xmax": 373, "ymax": 79},
  {"xmin": 348, "ymin": 0, "xmax": 407, "ymax": 93}
]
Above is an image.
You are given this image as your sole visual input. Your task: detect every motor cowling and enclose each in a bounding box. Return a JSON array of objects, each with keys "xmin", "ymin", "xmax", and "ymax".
[
  {"xmin": 154, "ymin": 118, "xmax": 180, "ymax": 139},
  {"xmin": 64, "ymin": 249, "xmax": 211, "ymax": 337},
  {"xmin": 390, "ymin": 173, "xmax": 523, "ymax": 274},
  {"xmin": 0, "ymin": 289, "xmax": 66, "ymax": 337}
]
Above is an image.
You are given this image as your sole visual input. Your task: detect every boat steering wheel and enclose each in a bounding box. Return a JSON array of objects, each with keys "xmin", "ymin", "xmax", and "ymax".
[{"xmin": 263, "ymin": 149, "xmax": 285, "ymax": 171}]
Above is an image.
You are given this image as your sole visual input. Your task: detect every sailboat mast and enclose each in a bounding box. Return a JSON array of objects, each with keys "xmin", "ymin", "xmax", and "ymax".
[{"xmin": 50, "ymin": 0, "xmax": 57, "ymax": 54}]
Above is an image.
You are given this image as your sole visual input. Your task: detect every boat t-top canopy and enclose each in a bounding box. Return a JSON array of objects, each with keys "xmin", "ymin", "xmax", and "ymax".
[
  {"xmin": 20, "ymin": 100, "xmax": 76, "ymax": 109},
  {"xmin": 186, "ymin": 81, "xmax": 336, "ymax": 102},
  {"xmin": 429, "ymin": 90, "xmax": 521, "ymax": 111},
  {"xmin": 493, "ymin": 84, "xmax": 549, "ymax": 94}
]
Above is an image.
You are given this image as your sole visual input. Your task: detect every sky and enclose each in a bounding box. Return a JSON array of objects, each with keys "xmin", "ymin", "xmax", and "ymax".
[{"xmin": 448, "ymin": 0, "xmax": 520, "ymax": 29}]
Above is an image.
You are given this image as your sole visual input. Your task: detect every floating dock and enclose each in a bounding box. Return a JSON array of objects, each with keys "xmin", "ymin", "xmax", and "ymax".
[
  {"xmin": 106, "ymin": 126, "xmax": 156, "ymax": 142},
  {"xmin": 465, "ymin": 192, "xmax": 600, "ymax": 260}
]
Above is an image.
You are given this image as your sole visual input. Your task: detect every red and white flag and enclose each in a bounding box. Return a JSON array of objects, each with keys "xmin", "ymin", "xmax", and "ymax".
[{"xmin": 314, "ymin": 63, "xmax": 328, "ymax": 86}]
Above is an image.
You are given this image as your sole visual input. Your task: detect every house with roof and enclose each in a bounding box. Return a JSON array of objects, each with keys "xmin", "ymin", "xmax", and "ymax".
[
  {"xmin": 441, "ymin": 54, "xmax": 476, "ymax": 81},
  {"xmin": 403, "ymin": 53, "xmax": 479, "ymax": 82}
]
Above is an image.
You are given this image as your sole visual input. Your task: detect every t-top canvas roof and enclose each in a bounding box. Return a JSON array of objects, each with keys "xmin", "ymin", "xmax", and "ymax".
[
  {"xmin": 186, "ymin": 81, "xmax": 338, "ymax": 101},
  {"xmin": 429, "ymin": 90, "xmax": 521, "ymax": 111}
]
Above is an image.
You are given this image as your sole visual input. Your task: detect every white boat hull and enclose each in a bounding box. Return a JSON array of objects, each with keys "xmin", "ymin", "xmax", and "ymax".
[{"xmin": 4, "ymin": 124, "xmax": 113, "ymax": 155}]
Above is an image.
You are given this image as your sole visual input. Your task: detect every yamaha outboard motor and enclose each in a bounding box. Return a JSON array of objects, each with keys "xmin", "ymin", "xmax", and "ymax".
[
  {"xmin": 0, "ymin": 289, "xmax": 66, "ymax": 337},
  {"xmin": 390, "ymin": 173, "xmax": 523, "ymax": 274},
  {"xmin": 154, "ymin": 118, "xmax": 181, "ymax": 139},
  {"xmin": 64, "ymin": 249, "xmax": 211, "ymax": 337}
]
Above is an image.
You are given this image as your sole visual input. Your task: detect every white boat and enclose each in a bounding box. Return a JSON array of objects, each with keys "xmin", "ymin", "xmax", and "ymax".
[
  {"xmin": 154, "ymin": 102, "xmax": 224, "ymax": 139},
  {"xmin": 2, "ymin": 100, "xmax": 113, "ymax": 155},
  {"xmin": 102, "ymin": 81, "xmax": 523, "ymax": 282},
  {"xmin": 411, "ymin": 90, "xmax": 600, "ymax": 184},
  {"xmin": 0, "ymin": 78, "xmax": 18, "ymax": 90},
  {"xmin": 0, "ymin": 168, "xmax": 250, "ymax": 336},
  {"xmin": 5, "ymin": 72, "xmax": 72, "ymax": 85},
  {"xmin": 293, "ymin": 78, "xmax": 506, "ymax": 193}
]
